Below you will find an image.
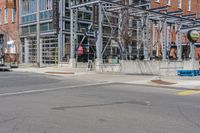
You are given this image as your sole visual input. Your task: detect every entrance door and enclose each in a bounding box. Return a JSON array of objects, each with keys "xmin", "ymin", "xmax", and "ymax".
[
  {"xmin": 0, "ymin": 35, "xmax": 4, "ymax": 64},
  {"xmin": 0, "ymin": 35, "xmax": 3, "ymax": 49}
]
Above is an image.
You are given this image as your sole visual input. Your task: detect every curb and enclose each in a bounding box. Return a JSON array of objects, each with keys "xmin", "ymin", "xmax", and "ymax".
[
  {"xmin": 45, "ymin": 72, "xmax": 75, "ymax": 75},
  {"xmin": 116, "ymin": 81, "xmax": 200, "ymax": 91}
]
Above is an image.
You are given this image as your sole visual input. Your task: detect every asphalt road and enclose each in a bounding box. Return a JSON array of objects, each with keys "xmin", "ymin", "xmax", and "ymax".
[{"xmin": 0, "ymin": 72, "xmax": 200, "ymax": 133}]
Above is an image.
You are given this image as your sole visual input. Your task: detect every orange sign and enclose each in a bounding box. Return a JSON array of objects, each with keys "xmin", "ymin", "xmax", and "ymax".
[{"xmin": 6, "ymin": 0, "xmax": 15, "ymax": 9}]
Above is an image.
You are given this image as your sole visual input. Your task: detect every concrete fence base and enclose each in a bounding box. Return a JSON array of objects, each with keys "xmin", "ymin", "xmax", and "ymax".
[
  {"xmin": 95, "ymin": 60, "xmax": 199, "ymax": 76},
  {"xmin": 120, "ymin": 60, "xmax": 199, "ymax": 76}
]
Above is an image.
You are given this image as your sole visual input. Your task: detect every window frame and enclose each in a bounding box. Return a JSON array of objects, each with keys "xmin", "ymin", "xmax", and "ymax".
[{"xmin": 4, "ymin": 8, "xmax": 8, "ymax": 24}]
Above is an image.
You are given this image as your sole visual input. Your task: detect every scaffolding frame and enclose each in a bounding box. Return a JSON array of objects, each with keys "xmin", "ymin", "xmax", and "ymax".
[{"xmin": 70, "ymin": 0, "xmax": 200, "ymax": 65}]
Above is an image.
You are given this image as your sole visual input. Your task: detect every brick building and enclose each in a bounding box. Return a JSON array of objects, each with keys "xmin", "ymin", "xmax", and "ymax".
[
  {"xmin": 152, "ymin": 0, "xmax": 200, "ymax": 17},
  {"xmin": 0, "ymin": 0, "xmax": 19, "ymax": 63},
  {"xmin": 150, "ymin": 0, "xmax": 200, "ymax": 60}
]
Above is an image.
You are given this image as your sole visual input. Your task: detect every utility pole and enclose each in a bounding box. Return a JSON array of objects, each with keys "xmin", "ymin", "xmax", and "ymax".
[{"xmin": 36, "ymin": 0, "xmax": 41, "ymax": 67}]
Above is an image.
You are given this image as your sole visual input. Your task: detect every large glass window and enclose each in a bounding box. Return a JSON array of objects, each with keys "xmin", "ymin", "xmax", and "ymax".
[
  {"xmin": 21, "ymin": 26, "xmax": 29, "ymax": 35},
  {"xmin": 40, "ymin": 23, "xmax": 49, "ymax": 32},
  {"xmin": 22, "ymin": 0, "xmax": 29, "ymax": 15},
  {"xmin": 49, "ymin": 22, "xmax": 53, "ymax": 30},
  {"xmin": 4, "ymin": 8, "xmax": 8, "ymax": 24},
  {"xmin": 12, "ymin": 8, "xmax": 16, "ymax": 22},
  {"xmin": 178, "ymin": 0, "xmax": 182, "ymax": 8},
  {"xmin": 47, "ymin": 0, "xmax": 52, "ymax": 10},
  {"xmin": 40, "ymin": 0, "xmax": 52, "ymax": 11},
  {"xmin": 30, "ymin": 25, "xmax": 36, "ymax": 33},
  {"xmin": 29, "ymin": 0, "xmax": 36, "ymax": 13},
  {"xmin": 167, "ymin": 0, "xmax": 170, "ymax": 5},
  {"xmin": 40, "ymin": 0, "xmax": 46, "ymax": 11},
  {"xmin": 188, "ymin": 0, "xmax": 191, "ymax": 11},
  {"xmin": 0, "ymin": 9, "xmax": 2, "ymax": 25}
]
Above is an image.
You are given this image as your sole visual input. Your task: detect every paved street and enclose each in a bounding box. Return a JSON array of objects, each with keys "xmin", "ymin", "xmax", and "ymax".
[{"xmin": 0, "ymin": 72, "xmax": 200, "ymax": 133}]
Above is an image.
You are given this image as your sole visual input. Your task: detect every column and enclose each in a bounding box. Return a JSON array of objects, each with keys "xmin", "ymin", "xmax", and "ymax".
[
  {"xmin": 96, "ymin": 3, "xmax": 103, "ymax": 64},
  {"xmin": 24, "ymin": 38, "xmax": 29, "ymax": 64},
  {"xmin": 70, "ymin": 7, "xmax": 78, "ymax": 67},
  {"xmin": 36, "ymin": 0, "xmax": 41, "ymax": 67},
  {"xmin": 136, "ymin": 21, "xmax": 140, "ymax": 59},
  {"xmin": 58, "ymin": 0, "xmax": 63, "ymax": 64},
  {"xmin": 176, "ymin": 23, "xmax": 182, "ymax": 61},
  {"xmin": 145, "ymin": 15, "xmax": 150, "ymax": 60},
  {"xmin": 159, "ymin": 20, "xmax": 163, "ymax": 59},
  {"xmin": 163, "ymin": 19, "xmax": 167, "ymax": 60}
]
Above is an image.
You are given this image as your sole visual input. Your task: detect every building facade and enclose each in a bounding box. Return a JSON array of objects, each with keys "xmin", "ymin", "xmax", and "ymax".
[
  {"xmin": 20, "ymin": 0, "xmax": 60, "ymax": 65},
  {"xmin": 19, "ymin": 0, "xmax": 200, "ymax": 67},
  {"xmin": 0, "ymin": 0, "xmax": 19, "ymax": 63},
  {"xmin": 151, "ymin": 0, "xmax": 200, "ymax": 60},
  {"xmin": 151, "ymin": 0, "xmax": 200, "ymax": 18},
  {"xmin": 20, "ymin": 0, "xmax": 108, "ymax": 66}
]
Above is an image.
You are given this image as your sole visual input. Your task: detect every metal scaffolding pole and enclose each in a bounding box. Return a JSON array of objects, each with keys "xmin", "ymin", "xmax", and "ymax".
[
  {"xmin": 118, "ymin": 9, "xmax": 123, "ymax": 59},
  {"xmin": 176, "ymin": 23, "xmax": 182, "ymax": 61},
  {"xmin": 96, "ymin": 3, "xmax": 103, "ymax": 62},
  {"xmin": 58, "ymin": 0, "xmax": 64, "ymax": 64},
  {"xmin": 70, "ymin": 7, "xmax": 78, "ymax": 67},
  {"xmin": 36, "ymin": 0, "xmax": 41, "ymax": 67},
  {"xmin": 136, "ymin": 20, "xmax": 140, "ymax": 59},
  {"xmin": 145, "ymin": 15, "xmax": 150, "ymax": 60},
  {"xmin": 159, "ymin": 20, "xmax": 163, "ymax": 58},
  {"xmin": 178, "ymin": 31, "xmax": 183, "ymax": 61},
  {"xmin": 169, "ymin": 25, "xmax": 173, "ymax": 51},
  {"xmin": 155, "ymin": 24, "xmax": 159, "ymax": 57},
  {"xmin": 163, "ymin": 19, "xmax": 167, "ymax": 60},
  {"xmin": 151, "ymin": 23, "xmax": 156, "ymax": 58},
  {"xmin": 189, "ymin": 41, "xmax": 196, "ymax": 70},
  {"xmin": 141, "ymin": 17, "xmax": 145, "ymax": 59}
]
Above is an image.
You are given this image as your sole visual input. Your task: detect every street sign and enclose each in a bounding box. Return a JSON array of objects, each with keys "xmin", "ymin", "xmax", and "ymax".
[
  {"xmin": 187, "ymin": 30, "xmax": 200, "ymax": 43},
  {"xmin": 6, "ymin": 0, "xmax": 16, "ymax": 9}
]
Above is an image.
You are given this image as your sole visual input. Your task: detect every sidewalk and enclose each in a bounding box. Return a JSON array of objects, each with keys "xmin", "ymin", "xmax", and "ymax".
[
  {"xmin": 12, "ymin": 66, "xmax": 200, "ymax": 90},
  {"xmin": 13, "ymin": 66, "xmax": 75, "ymax": 75}
]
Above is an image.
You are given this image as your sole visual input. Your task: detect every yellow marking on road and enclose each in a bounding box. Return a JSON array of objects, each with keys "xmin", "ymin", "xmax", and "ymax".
[{"xmin": 177, "ymin": 90, "xmax": 200, "ymax": 96}]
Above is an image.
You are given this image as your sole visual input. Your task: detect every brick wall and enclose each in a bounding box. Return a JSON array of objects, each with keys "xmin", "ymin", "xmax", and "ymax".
[
  {"xmin": 151, "ymin": 0, "xmax": 200, "ymax": 17},
  {"xmin": 150, "ymin": 0, "xmax": 200, "ymax": 59},
  {"xmin": 0, "ymin": 0, "xmax": 19, "ymax": 62}
]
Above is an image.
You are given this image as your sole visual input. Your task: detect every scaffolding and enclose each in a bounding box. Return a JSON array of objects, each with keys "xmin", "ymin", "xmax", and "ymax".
[{"xmin": 69, "ymin": 0, "xmax": 200, "ymax": 65}]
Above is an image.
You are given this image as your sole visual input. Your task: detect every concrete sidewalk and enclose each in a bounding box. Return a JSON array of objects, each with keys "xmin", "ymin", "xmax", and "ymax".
[
  {"xmin": 12, "ymin": 66, "xmax": 95, "ymax": 75},
  {"xmin": 123, "ymin": 75, "xmax": 200, "ymax": 90},
  {"xmin": 12, "ymin": 66, "xmax": 75, "ymax": 74},
  {"xmin": 12, "ymin": 66, "xmax": 200, "ymax": 90}
]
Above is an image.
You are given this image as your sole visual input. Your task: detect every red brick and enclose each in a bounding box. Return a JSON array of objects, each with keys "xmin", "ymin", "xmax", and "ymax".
[{"xmin": 0, "ymin": 0, "xmax": 19, "ymax": 62}]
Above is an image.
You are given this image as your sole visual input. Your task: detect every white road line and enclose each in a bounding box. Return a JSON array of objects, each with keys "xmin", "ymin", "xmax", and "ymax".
[
  {"xmin": 0, "ymin": 75, "xmax": 44, "ymax": 79},
  {"xmin": 0, "ymin": 82, "xmax": 114, "ymax": 97}
]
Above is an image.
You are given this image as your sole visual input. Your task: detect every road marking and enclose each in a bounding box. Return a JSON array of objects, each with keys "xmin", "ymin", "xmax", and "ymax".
[
  {"xmin": 0, "ymin": 82, "xmax": 113, "ymax": 97},
  {"xmin": 0, "ymin": 75, "xmax": 43, "ymax": 79},
  {"xmin": 177, "ymin": 90, "xmax": 200, "ymax": 96}
]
